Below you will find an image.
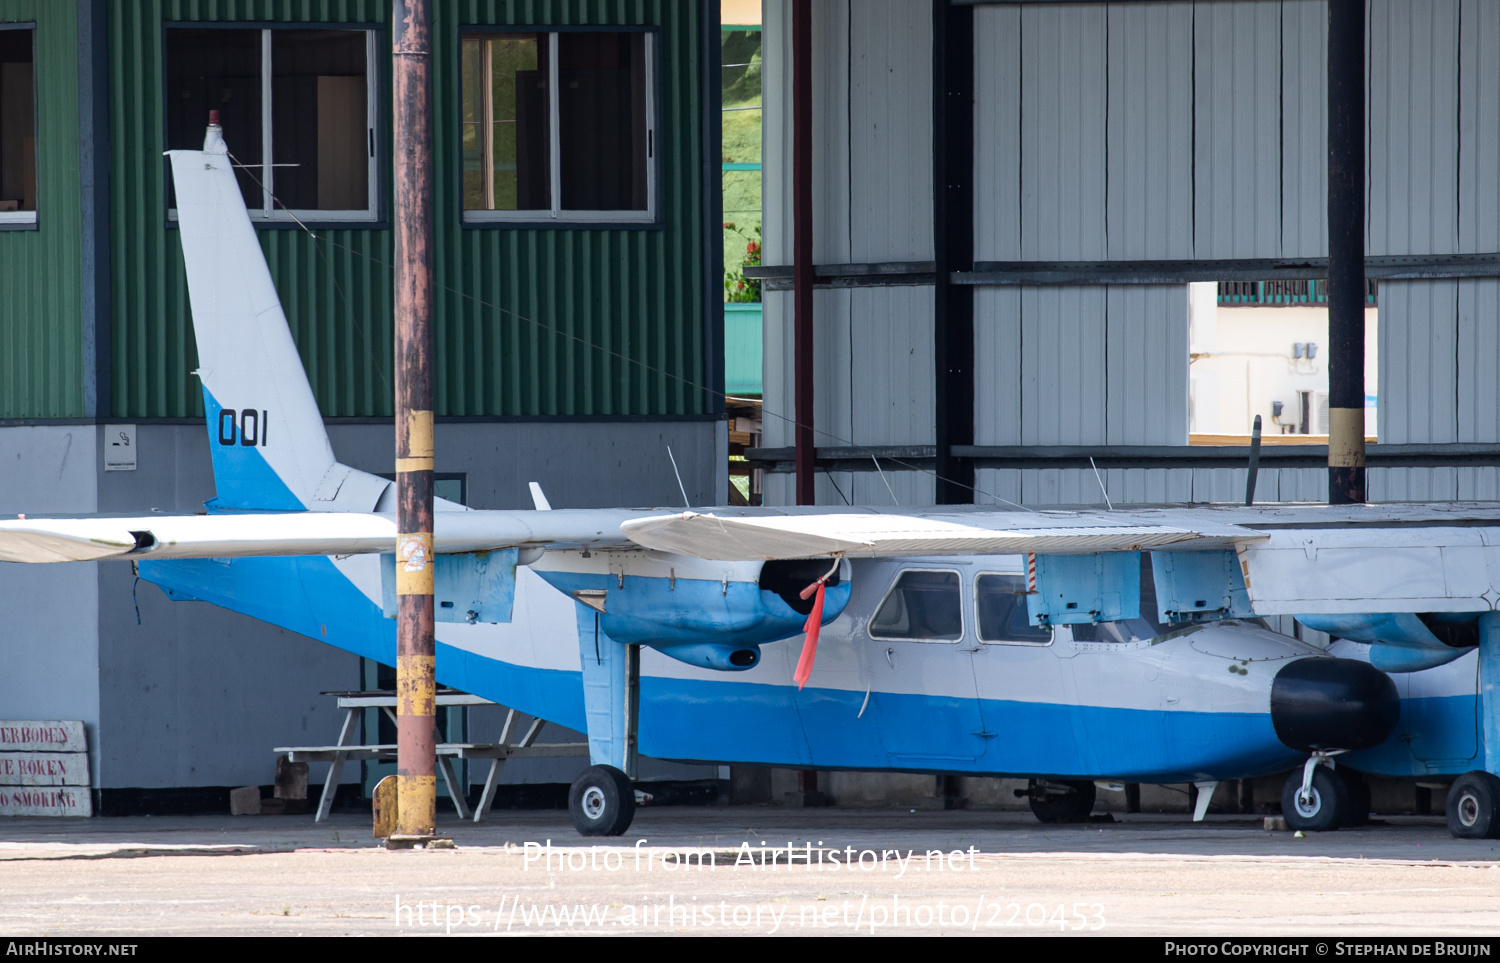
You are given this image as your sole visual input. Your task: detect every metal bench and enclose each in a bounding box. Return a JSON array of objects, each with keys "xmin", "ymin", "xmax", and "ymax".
[{"xmin": 275, "ymin": 691, "xmax": 587, "ymax": 822}]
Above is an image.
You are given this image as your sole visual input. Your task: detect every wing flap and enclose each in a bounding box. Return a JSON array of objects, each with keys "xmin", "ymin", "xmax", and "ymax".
[
  {"xmin": 620, "ymin": 511, "xmax": 1207, "ymax": 561},
  {"xmin": 1240, "ymin": 527, "xmax": 1500, "ymax": 614}
]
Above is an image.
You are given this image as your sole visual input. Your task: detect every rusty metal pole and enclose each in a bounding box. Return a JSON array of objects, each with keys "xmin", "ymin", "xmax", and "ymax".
[
  {"xmin": 1327, "ymin": 0, "xmax": 1366, "ymax": 504},
  {"xmin": 392, "ymin": 0, "xmax": 437, "ymax": 841},
  {"xmin": 791, "ymin": 0, "xmax": 820, "ymax": 804},
  {"xmin": 792, "ymin": 0, "xmax": 815, "ymax": 507}
]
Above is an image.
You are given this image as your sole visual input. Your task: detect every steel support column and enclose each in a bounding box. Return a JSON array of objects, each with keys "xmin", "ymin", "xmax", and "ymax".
[
  {"xmin": 1327, "ymin": 0, "xmax": 1366, "ymax": 504},
  {"xmin": 933, "ymin": 0, "xmax": 975, "ymax": 504},
  {"xmin": 792, "ymin": 0, "xmax": 815, "ymax": 506},
  {"xmin": 393, "ymin": 0, "xmax": 437, "ymax": 840}
]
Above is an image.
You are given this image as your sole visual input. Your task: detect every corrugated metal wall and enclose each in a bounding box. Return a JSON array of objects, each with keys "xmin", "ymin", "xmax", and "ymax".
[
  {"xmin": 0, "ymin": 1, "xmax": 83, "ymax": 419},
  {"xmin": 1281, "ymin": 0, "xmax": 1327, "ymax": 257},
  {"xmin": 1020, "ymin": 5, "xmax": 1106, "ymax": 261},
  {"xmin": 1195, "ymin": 0, "xmax": 1282, "ymax": 259},
  {"xmin": 762, "ymin": 0, "xmax": 935, "ymax": 508},
  {"xmin": 769, "ymin": 0, "xmax": 1500, "ymax": 508},
  {"xmin": 108, "ymin": 0, "xmax": 705, "ymax": 419},
  {"xmin": 1107, "ymin": 2, "xmax": 1192, "ymax": 261},
  {"xmin": 1368, "ymin": 0, "xmax": 1459, "ymax": 257}
]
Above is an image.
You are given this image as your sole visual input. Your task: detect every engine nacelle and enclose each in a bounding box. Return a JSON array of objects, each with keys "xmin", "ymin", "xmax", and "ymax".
[{"xmin": 537, "ymin": 558, "xmax": 850, "ymax": 671}]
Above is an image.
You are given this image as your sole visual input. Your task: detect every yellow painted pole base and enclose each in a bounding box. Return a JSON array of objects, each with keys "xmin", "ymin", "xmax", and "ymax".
[{"xmin": 373, "ymin": 775, "xmax": 398, "ymax": 840}]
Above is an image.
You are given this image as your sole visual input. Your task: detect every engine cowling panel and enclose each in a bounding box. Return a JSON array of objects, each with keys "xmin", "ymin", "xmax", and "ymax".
[{"xmin": 537, "ymin": 560, "xmax": 850, "ymax": 671}]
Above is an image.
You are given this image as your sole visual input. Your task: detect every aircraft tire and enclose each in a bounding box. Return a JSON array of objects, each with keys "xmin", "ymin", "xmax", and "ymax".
[
  {"xmin": 1028, "ymin": 780, "xmax": 1096, "ymax": 824},
  {"xmin": 1446, "ymin": 771, "xmax": 1500, "ymax": 839},
  {"xmin": 1338, "ymin": 768, "xmax": 1371, "ymax": 828},
  {"xmin": 569, "ymin": 765, "xmax": 636, "ymax": 837},
  {"xmin": 1280, "ymin": 766, "xmax": 1347, "ymax": 832}
]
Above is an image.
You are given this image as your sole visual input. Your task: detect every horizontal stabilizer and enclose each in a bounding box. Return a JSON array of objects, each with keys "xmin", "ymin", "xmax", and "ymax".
[
  {"xmin": 620, "ymin": 511, "xmax": 1203, "ymax": 561},
  {"xmin": 0, "ymin": 510, "xmax": 641, "ymax": 563}
]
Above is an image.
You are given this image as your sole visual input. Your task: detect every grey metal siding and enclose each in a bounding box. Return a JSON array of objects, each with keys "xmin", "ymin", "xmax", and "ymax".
[
  {"xmin": 1105, "ymin": 285, "xmax": 1189, "ymax": 446},
  {"xmin": 1281, "ymin": 0, "xmax": 1328, "ymax": 258},
  {"xmin": 1460, "ymin": 0, "xmax": 1500, "ymax": 253},
  {"xmin": 1378, "ymin": 280, "xmax": 1459, "ymax": 445},
  {"xmin": 850, "ymin": 0, "xmax": 931, "ymax": 263},
  {"xmin": 1106, "ymin": 1, "xmax": 1193, "ymax": 261},
  {"xmin": 973, "ymin": 3, "xmax": 1020, "ymax": 262},
  {"xmin": 1020, "ymin": 4, "xmax": 1106, "ymax": 261},
  {"xmin": 1368, "ymin": 0, "xmax": 1460, "ymax": 257},
  {"xmin": 1193, "ymin": 0, "xmax": 1282, "ymax": 259}
]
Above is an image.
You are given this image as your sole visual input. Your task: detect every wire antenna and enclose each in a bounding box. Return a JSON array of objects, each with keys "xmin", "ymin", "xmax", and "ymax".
[
  {"xmin": 1089, "ymin": 456, "xmax": 1113, "ymax": 511},
  {"xmin": 667, "ymin": 446, "xmax": 691, "ymax": 509}
]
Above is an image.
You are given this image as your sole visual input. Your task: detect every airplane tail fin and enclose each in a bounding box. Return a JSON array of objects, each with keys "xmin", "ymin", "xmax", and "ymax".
[{"xmin": 168, "ymin": 119, "xmax": 387, "ymax": 513}]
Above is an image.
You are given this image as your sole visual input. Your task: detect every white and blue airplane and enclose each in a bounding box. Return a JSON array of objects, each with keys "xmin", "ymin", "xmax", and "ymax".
[{"xmin": 5, "ymin": 123, "xmax": 1500, "ymax": 840}]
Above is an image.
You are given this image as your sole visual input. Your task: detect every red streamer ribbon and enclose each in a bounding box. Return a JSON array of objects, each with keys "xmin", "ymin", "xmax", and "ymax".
[{"xmin": 793, "ymin": 578, "xmax": 828, "ymax": 690}]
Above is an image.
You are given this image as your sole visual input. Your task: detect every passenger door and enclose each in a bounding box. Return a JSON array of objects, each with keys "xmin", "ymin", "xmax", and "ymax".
[{"xmin": 863, "ymin": 566, "xmax": 989, "ymax": 763}]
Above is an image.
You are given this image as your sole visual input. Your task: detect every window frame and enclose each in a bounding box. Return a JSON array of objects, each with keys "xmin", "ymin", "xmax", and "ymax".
[
  {"xmin": 974, "ymin": 571, "xmax": 1054, "ymax": 647},
  {"xmin": 458, "ymin": 24, "xmax": 660, "ymax": 229},
  {"xmin": 162, "ymin": 22, "xmax": 382, "ymax": 227},
  {"xmin": 0, "ymin": 22, "xmax": 38, "ymax": 230},
  {"xmin": 866, "ymin": 567, "xmax": 967, "ymax": 645}
]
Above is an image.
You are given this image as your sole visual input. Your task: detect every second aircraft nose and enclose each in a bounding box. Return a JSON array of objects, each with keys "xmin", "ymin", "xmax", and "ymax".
[{"xmin": 1270, "ymin": 657, "xmax": 1400, "ymax": 752}]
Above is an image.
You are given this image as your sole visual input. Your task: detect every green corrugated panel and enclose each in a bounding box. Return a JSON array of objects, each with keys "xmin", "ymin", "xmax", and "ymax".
[
  {"xmin": 723, "ymin": 302, "xmax": 760, "ymax": 397},
  {"xmin": 0, "ymin": 1, "xmax": 83, "ymax": 419},
  {"xmin": 110, "ymin": 0, "xmax": 704, "ymax": 418},
  {"xmin": 434, "ymin": 0, "xmax": 704, "ymax": 417}
]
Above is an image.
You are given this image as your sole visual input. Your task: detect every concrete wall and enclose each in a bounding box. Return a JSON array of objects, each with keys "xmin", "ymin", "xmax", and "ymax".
[{"xmin": 0, "ymin": 426, "xmax": 101, "ymax": 782}]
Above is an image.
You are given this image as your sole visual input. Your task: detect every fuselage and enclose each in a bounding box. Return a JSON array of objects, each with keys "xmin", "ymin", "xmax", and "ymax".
[{"xmin": 138, "ymin": 548, "xmax": 1374, "ymax": 783}]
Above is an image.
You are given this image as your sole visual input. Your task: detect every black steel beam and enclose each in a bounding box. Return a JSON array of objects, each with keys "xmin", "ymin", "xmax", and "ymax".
[
  {"xmin": 747, "ymin": 443, "xmax": 1500, "ymax": 474},
  {"xmin": 746, "ymin": 254, "xmax": 1500, "ymax": 288},
  {"xmin": 793, "ymin": 0, "xmax": 815, "ymax": 506},
  {"xmin": 933, "ymin": 0, "xmax": 975, "ymax": 504},
  {"xmin": 1327, "ymin": 0, "xmax": 1366, "ymax": 504},
  {"xmin": 700, "ymin": 0, "xmax": 725, "ymax": 417}
]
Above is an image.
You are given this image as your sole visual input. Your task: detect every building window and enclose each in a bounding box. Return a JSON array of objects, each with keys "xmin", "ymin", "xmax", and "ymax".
[
  {"xmin": 165, "ymin": 26, "xmax": 377, "ymax": 223},
  {"xmin": 461, "ymin": 29, "xmax": 654, "ymax": 224},
  {"xmin": 0, "ymin": 26, "xmax": 35, "ymax": 225}
]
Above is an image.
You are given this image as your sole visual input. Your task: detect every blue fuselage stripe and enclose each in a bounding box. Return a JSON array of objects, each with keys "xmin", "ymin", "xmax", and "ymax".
[{"xmin": 139, "ymin": 554, "xmax": 1475, "ymax": 781}]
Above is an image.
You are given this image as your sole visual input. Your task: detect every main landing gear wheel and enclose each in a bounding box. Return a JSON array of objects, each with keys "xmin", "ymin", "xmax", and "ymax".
[
  {"xmin": 1027, "ymin": 780, "xmax": 1096, "ymax": 824},
  {"xmin": 1281, "ymin": 766, "xmax": 1348, "ymax": 832},
  {"xmin": 569, "ymin": 765, "xmax": 636, "ymax": 837},
  {"xmin": 1446, "ymin": 771, "xmax": 1500, "ymax": 839}
]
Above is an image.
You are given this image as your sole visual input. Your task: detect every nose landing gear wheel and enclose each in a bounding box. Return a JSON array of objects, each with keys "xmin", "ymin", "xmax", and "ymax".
[
  {"xmin": 1446, "ymin": 771, "xmax": 1500, "ymax": 839},
  {"xmin": 1280, "ymin": 766, "xmax": 1348, "ymax": 832},
  {"xmin": 1026, "ymin": 780, "xmax": 1096, "ymax": 824},
  {"xmin": 569, "ymin": 765, "xmax": 636, "ymax": 836}
]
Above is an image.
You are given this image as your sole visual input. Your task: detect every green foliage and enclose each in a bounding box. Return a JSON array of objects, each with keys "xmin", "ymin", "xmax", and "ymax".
[{"xmin": 724, "ymin": 222, "xmax": 761, "ymax": 303}]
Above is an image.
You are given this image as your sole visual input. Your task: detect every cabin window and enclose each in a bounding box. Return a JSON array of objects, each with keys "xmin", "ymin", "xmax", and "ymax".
[
  {"xmin": 165, "ymin": 26, "xmax": 377, "ymax": 222},
  {"xmin": 0, "ymin": 26, "xmax": 35, "ymax": 226},
  {"xmin": 975, "ymin": 574, "xmax": 1052, "ymax": 645},
  {"xmin": 460, "ymin": 29, "xmax": 654, "ymax": 225},
  {"xmin": 869, "ymin": 570, "xmax": 963, "ymax": 642}
]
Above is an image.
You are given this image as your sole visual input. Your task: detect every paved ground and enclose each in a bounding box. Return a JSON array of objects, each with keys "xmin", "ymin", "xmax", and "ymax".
[{"xmin": 3, "ymin": 808, "xmax": 1499, "ymax": 936}]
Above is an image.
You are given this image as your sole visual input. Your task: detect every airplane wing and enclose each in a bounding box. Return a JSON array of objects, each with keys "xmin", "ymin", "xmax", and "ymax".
[{"xmin": 618, "ymin": 510, "xmax": 1242, "ymax": 560}]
